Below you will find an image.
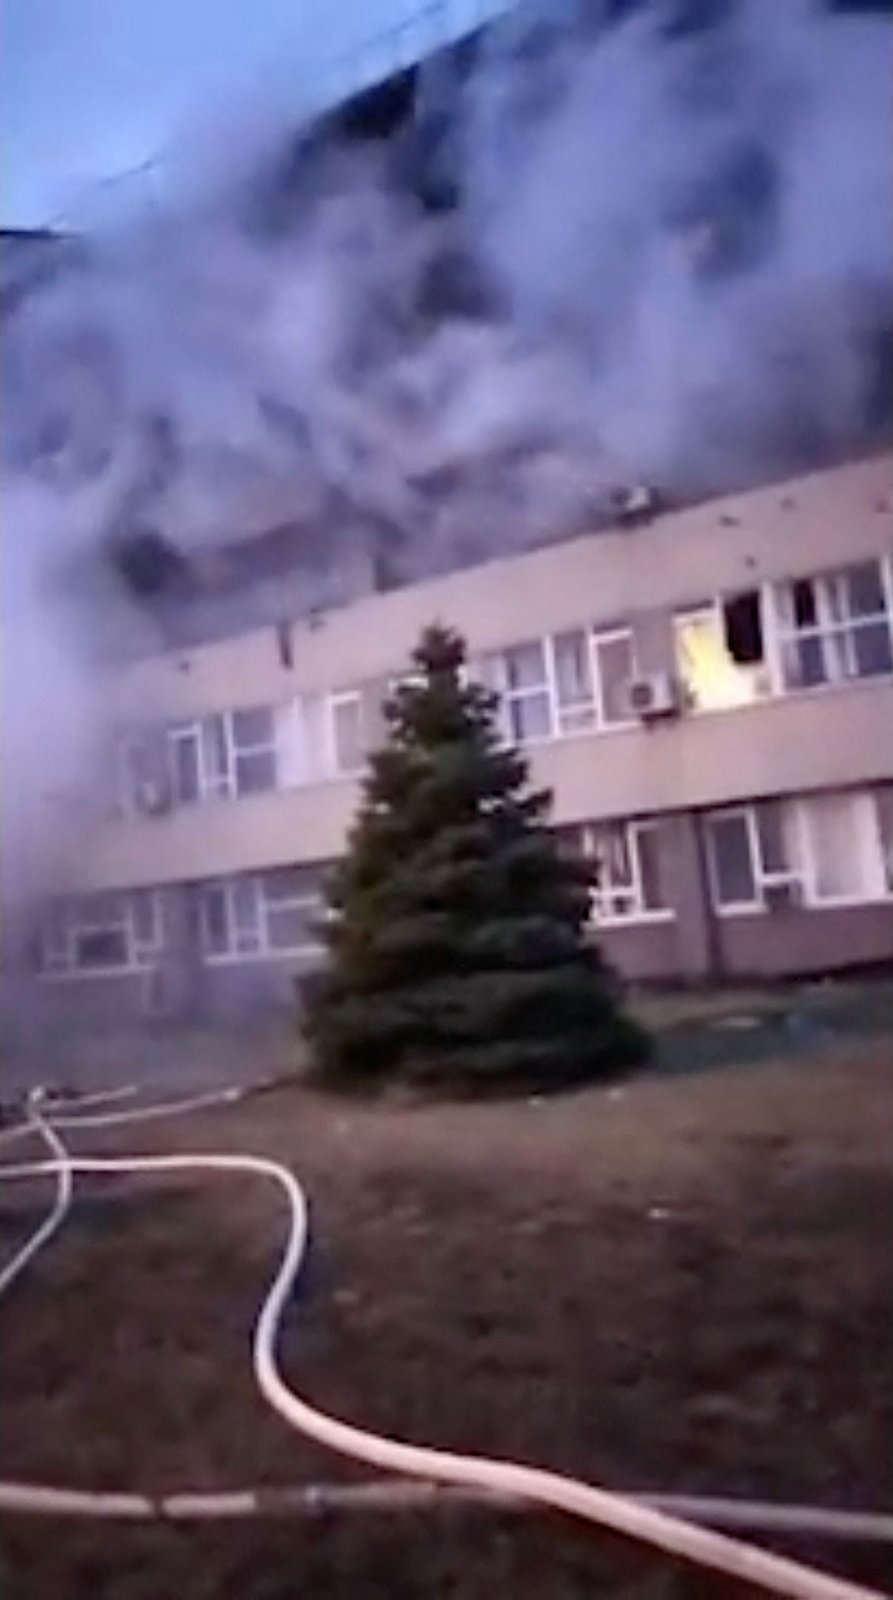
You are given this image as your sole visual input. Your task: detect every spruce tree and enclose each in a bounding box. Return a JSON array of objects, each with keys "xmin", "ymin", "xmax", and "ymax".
[{"xmin": 304, "ymin": 624, "xmax": 649, "ymax": 1091}]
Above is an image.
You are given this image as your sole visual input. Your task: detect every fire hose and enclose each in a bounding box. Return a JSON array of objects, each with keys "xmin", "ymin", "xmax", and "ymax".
[{"xmin": 0, "ymin": 1087, "xmax": 888, "ymax": 1600}]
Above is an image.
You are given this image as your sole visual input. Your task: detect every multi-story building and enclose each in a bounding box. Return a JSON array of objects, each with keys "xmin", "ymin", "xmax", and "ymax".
[{"xmin": 19, "ymin": 451, "xmax": 893, "ymax": 1028}]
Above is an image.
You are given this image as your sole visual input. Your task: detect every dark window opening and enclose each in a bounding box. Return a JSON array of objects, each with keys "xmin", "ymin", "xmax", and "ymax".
[
  {"xmin": 722, "ymin": 589, "xmax": 764, "ymax": 664},
  {"xmin": 792, "ymin": 578, "xmax": 817, "ymax": 629},
  {"xmin": 75, "ymin": 928, "xmax": 129, "ymax": 969}
]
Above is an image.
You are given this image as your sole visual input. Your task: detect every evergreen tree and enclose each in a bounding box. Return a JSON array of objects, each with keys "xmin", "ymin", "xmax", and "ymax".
[{"xmin": 304, "ymin": 624, "xmax": 649, "ymax": 1091}]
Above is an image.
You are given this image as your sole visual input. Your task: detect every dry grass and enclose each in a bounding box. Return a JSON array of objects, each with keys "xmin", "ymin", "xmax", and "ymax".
[{"xmin": 1, "ymin": 1043, "xmax": 892, "ymax": 1598}]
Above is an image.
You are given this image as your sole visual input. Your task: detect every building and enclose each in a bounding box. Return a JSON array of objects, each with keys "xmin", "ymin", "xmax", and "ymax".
[{"xmin": 20, "ymin": 451, "xmax": 893, "ymax": 1028}]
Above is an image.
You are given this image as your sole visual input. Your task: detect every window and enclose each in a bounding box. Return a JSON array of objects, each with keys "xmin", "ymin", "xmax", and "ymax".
[
  {"xmin": 231, "ymin": 707, "xmax": 277, "ymax": 794},
  {"xmin": 775, "ymin": 560, "xmax": 893, "ymax": 691},
  {"xmin": 41, "ymin": 891, "xmax": 163, "ymax": 976},
  {"xmin": 201, "ymin": 714, "xmax": 232, "ymax": 799},
  {"xmin": 877, "ymin": 787, "xmax": 893, "ymax": 894},
  {"xmin": 166, "ymin": 707, "xmax": 279, "ymax": 805},
  {"xmin": 706, "ymin": 789, "xmax": 893, "ymax": 912},
  {"xmin": 121, "ymin": 733, "xmax": 170, "ymax": 813},
  {"xmin": 675, "ymin": 595, "xmax": 769, "ymax": 711},
  {"xmin": 262, "ymin": 868, "xmax": 323, "ymax": 952},
  {"xmin": 706, "ymin": 802, "xmax": 803, "ymax": 911},
  {"xmin": 199, "ymin": 879, "xmax": 259, "ymax": 958},
  {"xmin": 198, "ymin": 870, "xmax": 323, "ymax": 960},
  {"xmin": 576, "ymin": 820, "xmax": 670, "ymax": 923},
  {"xmin": 329, "ymin": 691, "xmax": 366, "ymax": 774},
  {"xmin": 478, "ymin": 625, "xmax": 635, "ymax": 745},
  {"xmin": 199, "ymin": 883, "xmax": 231, "ymax": 957},
  {"xmin": 800, "ymin": 791, "xmax": 890, "ymax": 904},
  {"xmin": 593, "ymin": 630, "xmax": 636, "ymax": 725},
  {"xmin": 503, "ymin": 640, "xmax": 552, "ymax": 742},
  {"xmin": 706, "ymin": 812, "xmax": 759, "ymax": 908},
  {"xmin": 170, "ymin": 724, "xmax": 202, "ymax": 804},
  {"xmin": 478, "ymin": 641, "xmax": 551, "ymax": 742},
  {"xmin": 552, "ymin": 630, "xmax": 596, "ymax": 732}
]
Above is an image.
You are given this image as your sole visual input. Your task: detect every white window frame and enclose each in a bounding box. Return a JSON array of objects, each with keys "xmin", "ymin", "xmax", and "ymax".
[
  {"xmin": 478, "ymin": 625, "xmax": 637, "ymax": 747},
  {"xmin": 549, "ymin": 628, "xmax": 597, "ymax": 734},
  {"xmin": 166, "ymin": 707, "xmax": 279, "ymax": 805},
  {"xmin": 198, "ymin": 874, "xmax": 324, "ymax": 964},
  {"xmin": 579, "ymin": 819, "xmax": 673, "ymax": 926},
  {"xmin": 167, "ymin": 719, "xmax": 209, "ymax": 805},
  {"xmin": 706, "ymin": 790, "xmax": 893, "ymax": 915},
  {"xmin": 40, "ymin": 891, "xmax": 163, "ymax": 980},
  {"xmin": 198, "ymin": 878, "xmax": 262, "ymax": 961},
  {"xmin": 260, "ymin": 873, "xmax": 326, "ymax": 957},
  {"xmin": 705, "ymin": 803, "xmax": 807, "ymax": 915},
  {"xmin": 119, "ymin": 730, "xmax": 171, "ymax": 816},
  {"xmin": 327, "ymin": 689, "xmax": 366, "ymax": 776},
  {"xmin": 706, "ymin": 806, "xmax": 768, "ymax": 914},
  {"xmin": 773, "ymin": 557, "xmax": 893, "ymax": 695},
  {"xmin": 229, "ymin": 706, "xmax": 279, "ymax": 797},
  {"xmin": 796, "ymin": 790, "xmax": 892, "ymax": 909},
  {"xmin": 589, "ymin": 627, "xmax": 638, "ymax": 730}
]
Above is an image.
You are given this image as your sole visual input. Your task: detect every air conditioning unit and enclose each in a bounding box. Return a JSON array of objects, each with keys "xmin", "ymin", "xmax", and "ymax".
[
  {"xmin": 625, "ymin": 672, "xmax": 680, "ymax": 721},
  {"xmin": 134, "ymin": 778, "xmax": 171, "ymax": 816},
  {"xmin": 763, "ymin": 878, "xmax": 803, "ymax": 912}
]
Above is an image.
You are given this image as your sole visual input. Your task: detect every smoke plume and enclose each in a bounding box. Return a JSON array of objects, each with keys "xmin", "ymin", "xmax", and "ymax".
[{"xmin": 1, "ymin": 0, "xmax": 891, "ymax": 911}]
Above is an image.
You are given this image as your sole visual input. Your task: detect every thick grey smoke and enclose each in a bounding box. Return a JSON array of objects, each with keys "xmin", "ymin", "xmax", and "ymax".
[{"xmin": 1, "ymin": 0, "xmax": 891, "ymax": 909}]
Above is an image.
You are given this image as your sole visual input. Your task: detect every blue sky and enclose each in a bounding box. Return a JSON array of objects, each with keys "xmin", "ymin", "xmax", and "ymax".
[{"xmin": 1, "ymin": 0, "xmax": 490, "ymax": 227}]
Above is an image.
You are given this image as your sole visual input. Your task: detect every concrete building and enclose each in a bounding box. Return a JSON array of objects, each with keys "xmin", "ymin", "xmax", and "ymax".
[{"xmin": 21, "ymin": 451, "xmax": 892, "ymax": 1028}]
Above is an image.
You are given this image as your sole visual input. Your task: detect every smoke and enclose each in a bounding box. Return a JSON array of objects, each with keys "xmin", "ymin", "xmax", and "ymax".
[{"xmin": 1, "ymin": 0, "xmax": 891, "ymax": 914}]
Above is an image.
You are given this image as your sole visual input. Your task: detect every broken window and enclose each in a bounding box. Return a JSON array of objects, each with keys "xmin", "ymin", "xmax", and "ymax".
[
  {"xmin": 723, "ymin": 590, "xmax": 764, "ymax": 664},
  {"xmin": 675, "ymin": 591, "xmax": 769, "ymax": 710}
]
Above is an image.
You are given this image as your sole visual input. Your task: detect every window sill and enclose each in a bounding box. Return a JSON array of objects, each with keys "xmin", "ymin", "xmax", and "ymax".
[
  {"xmin": 39, "ymin": 966, "xmax": 150, "ymax": 982},
  {"xmin": 588, "ymin": 911, "xmax": 675, "ymax": 930},
  {"xmin": 802, "ymin": 892, "xmax": 893, "ymax": 911},
  {"xmin": 715, "ymin": 894, "xmax": 893, "ymax": 917},
  {"xmin": 201, "ymin": 944, "xmax": 324, "ymax": 966},
  {"xmin": 683, "ymin": 670, "xmax": 893, "ymax": 723}
]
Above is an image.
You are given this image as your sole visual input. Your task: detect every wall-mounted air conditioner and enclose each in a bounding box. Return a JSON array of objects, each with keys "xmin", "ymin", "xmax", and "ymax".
[
  {"xmin": 625, "ymin": 672, "xmax": 680, "ymax": 721},
  {"xmin": 763, "ymin": 878, "xmax": 804, "ymax": 912}
]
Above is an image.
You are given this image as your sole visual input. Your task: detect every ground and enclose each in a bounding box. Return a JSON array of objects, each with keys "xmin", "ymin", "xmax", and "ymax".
[{"xmin": 1, "ymin": 1039, "xmax": 892, "ymax": 1598}]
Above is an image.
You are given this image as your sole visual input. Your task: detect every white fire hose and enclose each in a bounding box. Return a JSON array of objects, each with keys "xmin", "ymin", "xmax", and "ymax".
[{"xmin": 0, "ymin": 1088, "xmax": 887, "ymax": 1600}]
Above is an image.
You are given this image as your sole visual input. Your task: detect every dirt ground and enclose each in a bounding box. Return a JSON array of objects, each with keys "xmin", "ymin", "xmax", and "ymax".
[{"xmin": 1, "ymin": 1043, "xmax": 892, "ymax": 1598}]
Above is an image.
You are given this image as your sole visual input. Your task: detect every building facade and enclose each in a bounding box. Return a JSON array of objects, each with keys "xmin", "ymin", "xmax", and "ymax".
[{"xmin": 22, "ymin": 453, "xmax": 893, "ymax": 1026}]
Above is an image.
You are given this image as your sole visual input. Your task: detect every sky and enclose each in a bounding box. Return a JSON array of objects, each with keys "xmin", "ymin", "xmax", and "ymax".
[{"xmin": 1, "ymin": 0, "xmax": 498, "ymax": 228}]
